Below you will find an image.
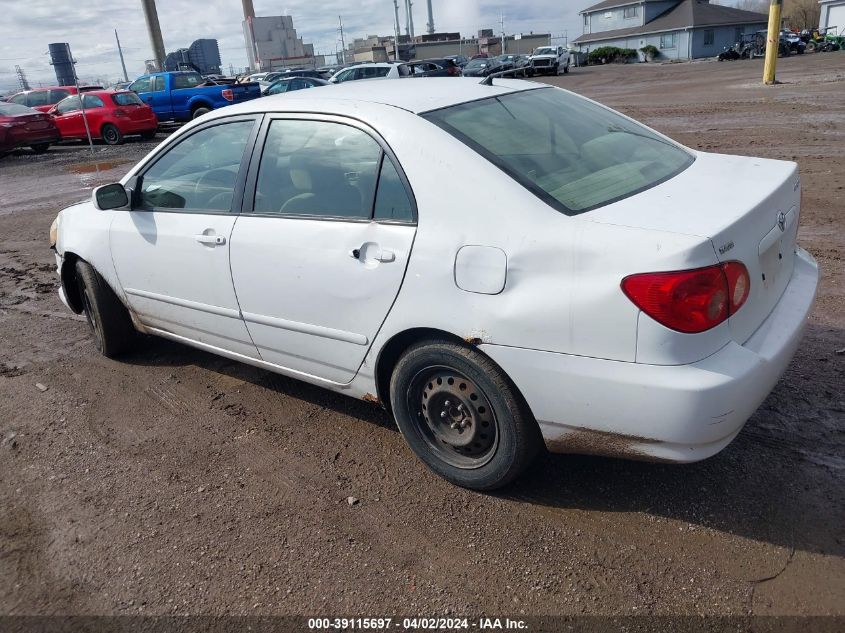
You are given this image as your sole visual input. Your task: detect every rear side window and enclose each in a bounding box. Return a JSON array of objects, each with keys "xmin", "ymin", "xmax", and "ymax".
[
  {"xmin": 423, "ymin": 87, "xmax": 694, "ymax": 215},
  {"xmin": 373, "ymin": 158, "xmax": 413, "ymax": 222},
  {"xmin": 83, "ymin": 95, "xmax": 105, "ymax": 108},
  {"xmin": 253, "ymin": 119, "xmax": 381, "ymax": 219},
  {"xmin": 112, "ymin": 92, "xmax": 143, "ymax": 106},
  {"xmin": 173, "ymin": 73, "xmax": 203, "ymax": 89},
  {"xmin": 152, "ymin": 76, "xmax": 166, "ymax": 92}
]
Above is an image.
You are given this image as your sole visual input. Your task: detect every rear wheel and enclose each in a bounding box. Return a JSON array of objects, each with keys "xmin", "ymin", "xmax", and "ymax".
[
  {"xmin": 140, "ymin": 129, "xmax": 157, "ymax": 140},
  {"xmin": 101, "ymin": 124, "xmax": 123, "ymax": 145},
  {"xmin": 30, "ymin": 143, "xmax": 50, "ymax": 154},
  {"xmin": 75, "ymin": 260, "xmax": 136, "ymax": 358},
  {"xmin": 389, "ymin": 340, "xmax": 542, "ymax": 491},
  {"xmin": 192, "ymin": 107, "xmax": 211, "ymax": 120}
]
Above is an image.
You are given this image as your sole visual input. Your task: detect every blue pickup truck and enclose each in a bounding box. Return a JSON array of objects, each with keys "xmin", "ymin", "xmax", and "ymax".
[{"xmin": 128, "ymin": 71, "xmax": 261, "ymax": 122}]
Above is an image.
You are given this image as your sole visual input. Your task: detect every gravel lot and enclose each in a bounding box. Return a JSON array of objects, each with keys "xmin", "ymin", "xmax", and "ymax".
[{"xmin": 1, "ymin": 54, "xmax": 843, "ymax": 618}]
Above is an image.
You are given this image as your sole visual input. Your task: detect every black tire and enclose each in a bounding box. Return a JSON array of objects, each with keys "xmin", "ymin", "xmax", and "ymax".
[
  {"xmin": 30, "ymin": 143, "xmax": 50, "ymax": 154},
  {"xmin": 140, "ymin": 129, "xmax": 157, "ymax": 140},
  {"xmin": 563, "ymin": 64, "xmax": 569, "ymax": 74},
  {"xmin": 75, "ymin": 260, "xmax": 136, "ymax": 358},
  {"xmin": 192, "ymin": 107, "xmax": 211, "ymax": 120},
  {"xmin": 101, "ymin": 123, "xmax": 123, "ymax": 146},
  {"xmin": 389, "ymin": 340, "xmax": 542, "ymax": 491}
]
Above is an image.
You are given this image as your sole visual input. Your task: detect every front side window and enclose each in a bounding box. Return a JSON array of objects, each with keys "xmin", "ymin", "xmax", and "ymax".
[
  {"xmin": 267, "ymin": 81, "xmax": 289, "ymax": 95},
  {"xmin": 56, "ymin": 96, "xmax": 81, "ymax": 114},
  {"xmin": 49, "ymin": 89, "xmax": 71, "ymax": 103},
  {"xmin": 254, "ymin": 119, "xmax": 381, "ymax": 219},
  {"xmin": 9, "ymin": 94, "xmax": 27, "ymax": 106},
  {"xmin": 334, "ymin": 69, "xmax": 354, "ymax": 83},
  {"xmin": 423, "ymin": 87, "xmax": 694, "ymax": 215},
  {"xmin": 27, "ymin": 91, "xmax": 50, "ymax": 107},
  {"xmin": 138, "ymin": 120, "xmax": 255, "ymax": 212}
]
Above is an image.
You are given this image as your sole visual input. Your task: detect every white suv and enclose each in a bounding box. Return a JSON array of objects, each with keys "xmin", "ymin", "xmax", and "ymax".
[{"xmin": 329, "ymin": 63, "xmax": 410, "ymax": 83}]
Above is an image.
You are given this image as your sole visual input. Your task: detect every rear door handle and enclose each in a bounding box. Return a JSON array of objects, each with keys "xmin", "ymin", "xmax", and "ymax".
[
  {"xmin": 195, "ymin": 234, "xmax": 225, "ymax": 246},
  {"xmin": 375, "ymin": 250, "xmax": 395, "ymax": 263},
  {"xmin": 350, "ymin": 245, "xmax": 395, "ymax": 263}
]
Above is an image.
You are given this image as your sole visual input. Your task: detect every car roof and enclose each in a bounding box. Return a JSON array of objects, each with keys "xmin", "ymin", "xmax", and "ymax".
[{"xmin": 231, "ymin": 77, "xmax": 543, "ymax": 115}]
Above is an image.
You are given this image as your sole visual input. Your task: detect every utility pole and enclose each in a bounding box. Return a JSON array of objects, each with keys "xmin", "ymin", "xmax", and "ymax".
[
  {"xmin": 405, "ymin": 0, "xmax": 415, "ymax": 39},
  {"xmin": 115, "ymin": 30, "xmax": 129, "ymax": 82},
  {"xmin": 425, "ymin": 0, "xmax": 435, "ymax": 35},
  {"xmin": 500, "ymin": 13, "xmax": 506, "ymax": 54},
  {"xmin": 763, "ymin": 0, "xmax": 783, "ymax": 85},
  {"xmin": 140, "ymin": 0, "xmax": 166, "ymax": 71},
  {"xmin": 338, "ymin": 16, "xmax": 347, "ymax": 64},
  {"xmin": 393, "ymin": 0, "xmax": 402, "ymax": 61}
]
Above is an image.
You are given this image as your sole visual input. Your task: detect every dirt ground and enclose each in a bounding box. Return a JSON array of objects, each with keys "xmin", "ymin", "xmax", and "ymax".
[{"xmin": 1, "ymin": 54, "xmax": 843, "ymax": 619}]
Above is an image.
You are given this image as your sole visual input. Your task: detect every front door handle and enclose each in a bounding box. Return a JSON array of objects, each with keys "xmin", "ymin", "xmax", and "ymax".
[{"xmin": 195, "ymin": 234, "xmax": 225, "ymax": 246}]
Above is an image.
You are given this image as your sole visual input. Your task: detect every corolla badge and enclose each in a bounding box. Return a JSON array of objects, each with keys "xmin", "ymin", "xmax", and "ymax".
[{"xmin": 777, "ymin": 211, "xmax": 787, "ymax": 232}]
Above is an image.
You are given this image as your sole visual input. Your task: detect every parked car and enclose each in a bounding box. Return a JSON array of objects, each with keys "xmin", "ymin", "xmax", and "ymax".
[
  {"xmin": 259, "ymin": 69, "xmax": 326, "ymax": 90},
  {"xmin": 529, "ymin": 46, "xmax": 570, "ymax": 75},
  {"xmin": 495, "ymin": 55, "xmax": 532, "ymax": 77},
  {"xmin": 408, "ymin": 58, "xmax": 462, "ymax": 77},
  {"xmin": 328, "ymin": 63, "xmax": 411, "ymax": 83},
  {"xmin": 0, "ymin": 102, "xmax": 61, "ymax": 155},
  {"xmin": 263, "ymin": 76, "xmax": 329, "ymax": 96},
  {"xmin": 49, "ymin": 91, "xmax": 158, "ymax": 145},
  {"xmin": 129, "ymin": 71, "xmax": 262, "ymax": 122},
  {"xmin": 7, "ymin": 86, "xmax": 103, "ymax": 113},
  {"xmin": 51, "ymin": 78, "xmax": 818, "ymax": 491},
  {"xmin": 461, "ymin": 58, "xmax": 495, "ymax": 77},
  {"xmin": 444, "ymin": 54, "xmax": 469, "ymax": 68}
]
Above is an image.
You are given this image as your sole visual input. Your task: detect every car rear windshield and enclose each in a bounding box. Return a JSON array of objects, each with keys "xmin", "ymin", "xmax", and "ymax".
[
  {"xmin": 422, "ymin": 87, "xmax": 695, "ymax": 215},
  {"xmin": 112, "ymin": 92, "xmax": 144, "ymax": 106}
]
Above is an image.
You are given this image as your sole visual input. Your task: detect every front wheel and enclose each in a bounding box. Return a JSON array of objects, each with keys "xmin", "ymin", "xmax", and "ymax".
[
  {"xmin": 101, "ymin": 123, "xmax": 123, "ymax": 145},
  {"xmin": 192, "ymin": 107, "xmax": 211, "ymax": 120},
  {"xmin": 389, "ymin": 340, "xmax": 542, "ymax": 491},
  {"xmin": 30, "ymin": 143, "xmax": 50, "ymax": 154},
  {"xmin": 75, "ymin": 260, "xmax": 136, "ymax": 358},
  {"xmin": 140, "ymin": 129, "xmax": 157, "ymax": 140}
]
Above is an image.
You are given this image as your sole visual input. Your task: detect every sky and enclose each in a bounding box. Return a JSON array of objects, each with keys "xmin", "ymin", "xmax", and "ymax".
[{"xmin": 0, "ymin": 0, "xmax": 587, "ymax": 91}]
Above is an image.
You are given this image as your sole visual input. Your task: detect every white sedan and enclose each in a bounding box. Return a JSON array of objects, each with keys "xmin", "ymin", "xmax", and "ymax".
[{"xmin": 51, "ymin": 78, "xmax": 819, "ymax": 490}]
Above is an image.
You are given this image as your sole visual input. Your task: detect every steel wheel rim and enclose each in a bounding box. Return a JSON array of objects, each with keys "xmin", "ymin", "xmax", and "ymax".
[
  {"xmin": 103, "ymin": 127, "xmax": 117, "ymax": 143},
  {"xmin": 406, "ymin": 365, "xmax": 499, "ymax": 469}
]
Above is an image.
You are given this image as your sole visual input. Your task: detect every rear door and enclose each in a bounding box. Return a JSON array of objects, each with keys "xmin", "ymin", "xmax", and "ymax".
[
  {"xmin": 229, "ymin": 115, "xmax": 417, "ymax": 383},
  {"xmin": 109, "ymin": 116, "xmax": 262, "ymax": 357}
]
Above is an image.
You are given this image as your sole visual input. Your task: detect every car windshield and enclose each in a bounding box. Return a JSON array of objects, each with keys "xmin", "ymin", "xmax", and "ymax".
[
  {"xmin": 423, "ymin": 87, "xmax": 695, "ymax": 215},
  {"xmin": 534, "ymin": 48, "xmax": 555, "ymax": 55},
  {"xmin": 0, "ymin": 103, "xmax": 37, "ymax": 116}
]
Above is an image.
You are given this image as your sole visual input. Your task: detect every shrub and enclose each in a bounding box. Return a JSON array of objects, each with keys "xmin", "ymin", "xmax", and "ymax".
[
  {"xmin": 587, "ymin": 46, "xmax": 638, "ymax": 64},
  {"xmin": 640, "ymin": 44, "xmax": 659, "ymax": 60}
]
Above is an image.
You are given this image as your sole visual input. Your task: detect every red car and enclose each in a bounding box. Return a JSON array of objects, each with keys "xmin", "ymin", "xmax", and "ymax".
[
  {"xmin": 7, "ymin": 85, "xmax": 102, "ymax": 113},
  {"xmin": 0, "ymin": 102, "xmax": 61, "ymax": 155},
  {"xmin": 50, "ymin": 91, "xmax": 158, "ymax": 145}
]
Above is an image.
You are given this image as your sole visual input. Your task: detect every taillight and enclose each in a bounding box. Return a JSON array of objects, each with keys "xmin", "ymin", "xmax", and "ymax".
[
  {"xmin": 222, "ymin": 88, "xmax": 233, "ymax": 102},
  {"xmin": 621, "ymin": 262, "xmax": 750, "ymax": 334}
]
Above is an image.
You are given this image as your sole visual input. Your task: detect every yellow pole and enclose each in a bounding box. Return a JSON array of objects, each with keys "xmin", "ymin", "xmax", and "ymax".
[{"xmin": 763, "ymin": 0, "xmax": 783, "ymax": 85}]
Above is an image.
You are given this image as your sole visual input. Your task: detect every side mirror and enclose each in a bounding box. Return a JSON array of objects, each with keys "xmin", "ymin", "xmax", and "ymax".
[{"xmin": 93, "ymin": 183, "xmax": 129, "ymax": 210}]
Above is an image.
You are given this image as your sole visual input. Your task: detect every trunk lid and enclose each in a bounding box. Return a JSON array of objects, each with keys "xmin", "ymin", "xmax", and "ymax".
[
  {"xmin": 11, "ymin": 112, "xmax": 52, "ymax": 131},
  {"xmin": 587, "ymin": 152, "xmax": 801, "ymax": 345}
]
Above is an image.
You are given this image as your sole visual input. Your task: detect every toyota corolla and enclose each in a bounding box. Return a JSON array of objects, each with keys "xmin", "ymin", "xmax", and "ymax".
[{"xmin": 51, "ymin": 78, "xmax": 819, "ymax": 490}]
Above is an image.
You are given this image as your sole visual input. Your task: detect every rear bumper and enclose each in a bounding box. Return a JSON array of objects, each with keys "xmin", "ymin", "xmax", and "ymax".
[{"xmin": 482, "ymin": 247, "xmax": 819, "ymax": 463}]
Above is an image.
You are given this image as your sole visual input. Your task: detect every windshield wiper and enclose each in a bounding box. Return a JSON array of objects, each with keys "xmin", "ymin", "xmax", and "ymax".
[{"xmin": 606, "ymin": 124, "xmax": 680, "ymax": 150}]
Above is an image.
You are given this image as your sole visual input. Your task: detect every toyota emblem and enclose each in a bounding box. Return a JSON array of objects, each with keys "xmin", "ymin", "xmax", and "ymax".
[{"xmin": 777, "ymin": 211, "xmax": 786, "ymax": 232}]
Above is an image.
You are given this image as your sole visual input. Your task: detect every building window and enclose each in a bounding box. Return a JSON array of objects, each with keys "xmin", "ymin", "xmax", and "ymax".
[
  {"xmin": 703, "ymin": 29, "xmax": 715, "ymax": 46},
  {"xmin": 735, "ymin": 27, "xmax": 744, "ymax": 43},
  {"xmin": 623, "ymin": 6, "xmax": 639, "ymax": 19},
  {"xmin": 660, "ymin": 32, "xmax": 678, "ymax": 49}
]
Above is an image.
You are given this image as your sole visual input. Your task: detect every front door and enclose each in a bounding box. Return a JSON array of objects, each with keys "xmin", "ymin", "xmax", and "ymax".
[
  {"xmin": 110, "ymin": 116, "xmax": 261, "ymax": 358},
  {"xmin": 229, "ymin": 117, "xmax": 417, "ymax": 383}
]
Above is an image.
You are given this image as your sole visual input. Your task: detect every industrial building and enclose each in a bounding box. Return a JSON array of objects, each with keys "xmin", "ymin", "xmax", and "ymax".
[
  {"xmin": 573, "ymin": 0, "xmax": 768, "ymax": 61},
  {"xmin": 164, "ymin": 39, "xmax": 221, "ymax": 75},
  {"xmin": 241, "ymin": 3, "xmax": 324, "ymax": 72}
]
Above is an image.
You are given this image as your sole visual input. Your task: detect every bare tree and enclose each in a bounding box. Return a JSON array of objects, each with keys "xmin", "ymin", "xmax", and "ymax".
[
  {"xmin": 711, "ymin": 0, "xmax": 769, "ymax": 12},
  {"xmin": 784, "ymin": 0, "xmax": 822, "ymax": 30}
]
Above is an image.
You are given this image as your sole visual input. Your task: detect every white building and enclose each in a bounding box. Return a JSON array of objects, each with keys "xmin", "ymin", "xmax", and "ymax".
[
  {"xmin": 819, "ymin": 0, "xmax": 845, "ymax": 35},
  {"xmin": 242, "ymin": 15, "xmax": 324, "ymax": 71}
]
